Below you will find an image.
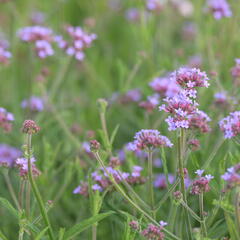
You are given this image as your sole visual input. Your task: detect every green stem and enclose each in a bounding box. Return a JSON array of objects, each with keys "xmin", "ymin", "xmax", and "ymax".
[
  {"xmin": 100, "ymin": 112, "xmax": 112, "ymax": 156},
  {"xmin": 235, "ymin": 187, "xmax": 240, "ymax": 235},
  {"xmin": 94, "ymin": 152, "xmax": 180, "ymax": 240},
  {"xmin": 26, "ymin": 134, "xmax": 54, "ymax": 240},
  {"xmin": 147, "ymin": 149, "xmax": 155, "ymax": 218},
  {"xmin": 199, "ymin": 193, "xmax": 207, "ymax": 238},
  {"xmin": 92, "ymin": 224, "xmax": 97, "ymax": 240},
  {"xmin": 26, "ymin": 181, "xmax": 31, "ymax": 218},
  {"xmin": 177, "ymin": 129, "xmax": 192, "ymax": 240},
  {"xmin": 3, "ymin": 170, "xmax": 21, "ymax": 211}
]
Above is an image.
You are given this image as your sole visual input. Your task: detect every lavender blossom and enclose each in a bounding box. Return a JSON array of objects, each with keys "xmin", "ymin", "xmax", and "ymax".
[
  {"xmin": 219, "ymin": 111, "xmax": 240, "ymax": 139},
  {"xmin": 0, "ymin": 144, "xmax": 21, "ymax": 167},
  {"xmin": 21, "ymin": 96, "xmax": 45, "ymax": 112},
  {"xmin": 206, "ymin": 0, "xmax": 232, "ymax": 20}
]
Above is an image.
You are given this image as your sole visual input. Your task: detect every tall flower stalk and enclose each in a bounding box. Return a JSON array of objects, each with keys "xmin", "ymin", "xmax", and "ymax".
[
  {"xmin": 22, "ymin": 120, "xmax": 54, "ymax": 240},
  {"xmin": 177, "ymin": 129, "xmax": 192, "ymax": 240}
]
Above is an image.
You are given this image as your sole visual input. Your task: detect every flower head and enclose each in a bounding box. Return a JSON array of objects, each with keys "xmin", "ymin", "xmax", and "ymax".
[
  {"xmin": 16, "ymin": 157, "xmax": 41, "ymax": 178},
  {"xmin": 0, "ymin": 108, "xmax": 14, "ymax": 133},
  {"xmin": 221, "ymin": 164, "xmax": 240, "ymax": 190},
  {"xmin": 141, "ymin": 223, "xmax": 165, "ymax": 240},
  {"xmin": 21, "ymin": 96, "xmax": 45, "ymax": 112},
  {"xmin": 206, "ymin": 0, "xmax": 232, "ymax": 20},
  {"xmin": 55, "ymin": 25, "xmax": 97, "ymax": 61},
  {"xmin": 22, "ymin": 120, "xmax": 40, "ymax": 134},
  {"xmin": 131, "ymin": 129, "xmax": 173, "ymax": 150},
  {"xmin": 0, "ymin": 144, "xmax": 21, "ymax": 167},
  {"xmin": 191, "ymin": 170, "xmax": 214, "ymax": 195},
  {"xmin": 219, "ymin": 111, "xmax": 240, "ymax": 139}
]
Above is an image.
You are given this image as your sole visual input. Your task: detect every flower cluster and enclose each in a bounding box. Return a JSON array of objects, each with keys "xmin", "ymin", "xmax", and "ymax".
[
  {"xmin": 188, "ymin": 110, "xmax": 211, "ymax": 133},
  {"xmin": 139, "ymin": 94, "xmax": 160, "ymax": 112},
  {"xmin": 154, "ymin": 174, "xmax": 175, "ymax": 189},
  {"xmin": 149, "ymin": 76, "xmax": 180, "ymax": 98},
  {"xmin": 171, "ymin": 67, "xmax": 209, "ymax": 97},
  {"xmin": 0, "ymin": 144, "xmax": 21, "ymax": 167},
  {"xmin": 21, "ymin": 96, "xmax": 45, "ymax": 112},
  {"xmin": 22, "ymin": 120, "xmax": 40, "ymax": 134},
  {"xmin": 55, "ymin": 25, "xmax": 97, "ymax": 61},
  {"xmin": 141, "ymin": 223, "xmax": 166, "ymax": 240},
  {"xmin": 159, "ymin": 67, "xmax": 211, "ymax": 131},
  {"xmin": 0, "ymin": 108, "xmax": 14, "ymax": 132},
  {"xmin": 191, "ymin": 170, "xmax": 214, "ymax": 195},
  {"xmin": 221, "ymin": 164, "xmax": 240, "ymax": 190},
  {"xmin": 18, "ymin": 26, "xmax": 55, "ymax": 58},
  {"xmin": 130, "ymin": 129, "xmax": 173, "ymax": 150},
  {"xmin": 206, "ymin": 0, "xmax": 232, "ymax": 20},
  {"xmin": 125, "ymin": 8, "xmax": 141, "ymax": 22},
  {"xmin": 16, "ymin": 157, "xmax": 41, "ymax": 178},
  {"xmin": 139, "ymin": 94, "xmax": 159, "ymax": 113},
  {"xmin": 119, "ymin": 89, "xmax": 142, "ymax": 104},
  {"xmin": 73, "ymin": 165, "xmax": 146, "ymax": 197},
  {"xmin": 146, "ymin": 0, "xmax": 165, "ymax": 12},
  {"xmin": 160, "ymin": 92, "xmax": 197, "ymax": 130},
  {"xmin": 219, "ymin": 111, "xmax": 240, "ymax": 139},
  {"xmin": 231, "ymin": 58, "xmax": 240, "ymax": 80},
  {"xmin": 214, "ymin": 92, "xmax": 228, "ymax": 105},
  {"xmin": 0, "ymin": 40, "xmax": 11, "ymax": 64}
]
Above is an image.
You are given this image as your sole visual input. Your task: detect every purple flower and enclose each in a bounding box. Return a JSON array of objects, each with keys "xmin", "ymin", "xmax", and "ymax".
[
  {"xmin": 21, "ymin": 96, "xmax": 45, "ymax": 112},
  {"xmin": 154, "ymin": 174, "xmax": 175, "ymax": 189},
  {"xmin": 191, "ymin": 171, "xmax": 214, "ymax": 195},
  {"xmin": 131, "ymin": 129, "xmax": 173, "ymax": 150},
  {"xmin": 207, "ymin": 0, "xmax": 232, "ymax": 20},
  {"xmin": 219, "ymin": 111, "xmax": 240, "ymax": 139},
  {"xmin": 159, "ymin": 220, "xmax": 168, "ymax": 227},
  {"xmin": 221, "ymin": 164, "xmax": 240, "ymax": 190},
  {"xmin": 18, "ymin": 26, "xmax": 55, "ymax": 58},
  {"xmin": 125, "ymin": 8, "xmax": 141, "ymax": 22},
  {"xmin": 0, "ymin": 108, "xmax": 14, "ymax": 132},
  {"xmin": 92, "ymin": 184, "xmax": 102, "ymax": 191},
  {"xmin": 149, "ymin": 76, "xmax": 180, "ymax": 98},
  {"xmin": 146, "ymin": 0, "xmax": 164, "ymax": 12},
  {"xmin": 0, "ymin": 43, "xmax": 11, "ymax": 64},
  {"xmin": 141, "ymin": 224, "xmax": 165, "ymax": 240},
  {"xmin": 139, "ymin": 94, "xmax": 160, "ymax": 112},
  {"xmin": 55, "ymin": 25, "xmax": 97, "ymax": 61},
  {"xmin": 0, "ymin": 144, "xmax": 21, "ymax": 167},
  {"xmin": 195, "ymin": 169, "xmax": 204, "ymax": 177}
]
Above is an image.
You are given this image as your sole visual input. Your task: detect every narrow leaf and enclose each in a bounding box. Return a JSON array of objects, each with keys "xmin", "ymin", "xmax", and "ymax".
[
  {"xmin": 0, "ymin": 197, "xmax": 19, "ymax": 219},
  {"xmin": 64, "ymin": 211, "xmax": 114, "ymax": 239}
]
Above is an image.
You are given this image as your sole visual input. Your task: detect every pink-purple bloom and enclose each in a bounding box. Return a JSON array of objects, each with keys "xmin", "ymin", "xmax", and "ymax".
[
  {"xmin": 141, "ymin": 223, "xmax": 165, "ymax": 240},
  {"xmin": 219, "ymin": 111, "xmax": 240, "ymax": 139},
  {"xmin": 221, "ymin": 164, "xmax": 240, "ymax": 190},
  {"xmin": 131, "ymin": 129, "xmax": 173, "ymax": 150},
  {"xmin": 55, "ymin": 25, "xmax": 97, "ymax": 61},
  {"xmin": 0, "ymin": 144, "xmax": 21, "ymax": 167},
  {"xmin": 21, "ymin": 96, "xmax": 45, "ymax": 112},
  {"xmin": 149, "ymin": 76, "xmax": 180, "ymax": 98},
  {"xmin": 16, "ymin": 157, "xmax": 41, "ymax": 178},
  {"xmin": 146, "ymin": 0, "xmax": 164, "ymax": 12},
  {"xmin": 206, "ymin": 0, "xmax": 232, "ymax": 20},
  {"xmin": 0, "ymin": 107, "xmax": 14, "ymax": 132},
  {"xmin": 0, "ymin": 40, "xmax": 11, "ymax": 64},
  {"xmin": 154, "ymin": 174, "xmax": 175, "ymax": 189},
  {"xmin": 18, "ymin": 26, "xmax": 55, "ymax": 58},
  {"xmin": 191, "ymin": 170, "xmax": 214, "ymax": 195}
]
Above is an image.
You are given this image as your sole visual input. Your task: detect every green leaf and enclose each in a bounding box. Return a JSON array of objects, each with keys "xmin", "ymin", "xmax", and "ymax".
[
  {"xmin": 35, "ymin": 227, "xmax": 49, "ymax": 240},
  {"xmin": 58, "ymin": 228, "xmax": 65, "ymax": 240},
  {"xmin": 0, "ymin": 197, "xmax": 19, "ymax": 219},
  {"xmin": 63, "ymin": 211, "xmax": 114, "ymax": 240},
  {"xmin": 0, "ymin": 230, "xmax": 9, "ymax": 240},
  {"xmin": 110, "ymin": 124, "xmax": 120, "ymax": 145}
]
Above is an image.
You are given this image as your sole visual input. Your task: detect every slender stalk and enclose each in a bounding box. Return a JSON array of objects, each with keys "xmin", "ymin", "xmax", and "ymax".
[
  {"xmin": 92, "ymin": 224, "xmax": 97, "ymax": 240},
  {"xmin": 26, "ymin": 181, "xmax": 31, "ymax": 218},
  {"xmin": 147, "ymin": 149, "xmax": 155, "ymax": 218},
  {"xmin": 19, "ymin": 180, "xmax": 26, "ymax": 210},
  {"xmin": 3, "ymin": 170, "xmax": 21, "ymax": 211},
  {"xmin": 235, "ymin": 187, "xmax": 240, "ymax": 235},
  {"xmin": 26, "ymin": 134, "xmax": 54, "ymax": 240},
  {"xmin": 94, "ymin": 152, "xmax": 180, "ymax": 240},
  {"xmin": 199, "ymin": 193, "xmax": 207, "ymax": 238},
  {"xmin": 100, "ymin": 112, "xmax": 112, "ymax": 156},
  {"xmin": 177, "ymin": 129, "xmax": 192, "ymax": 240}
]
